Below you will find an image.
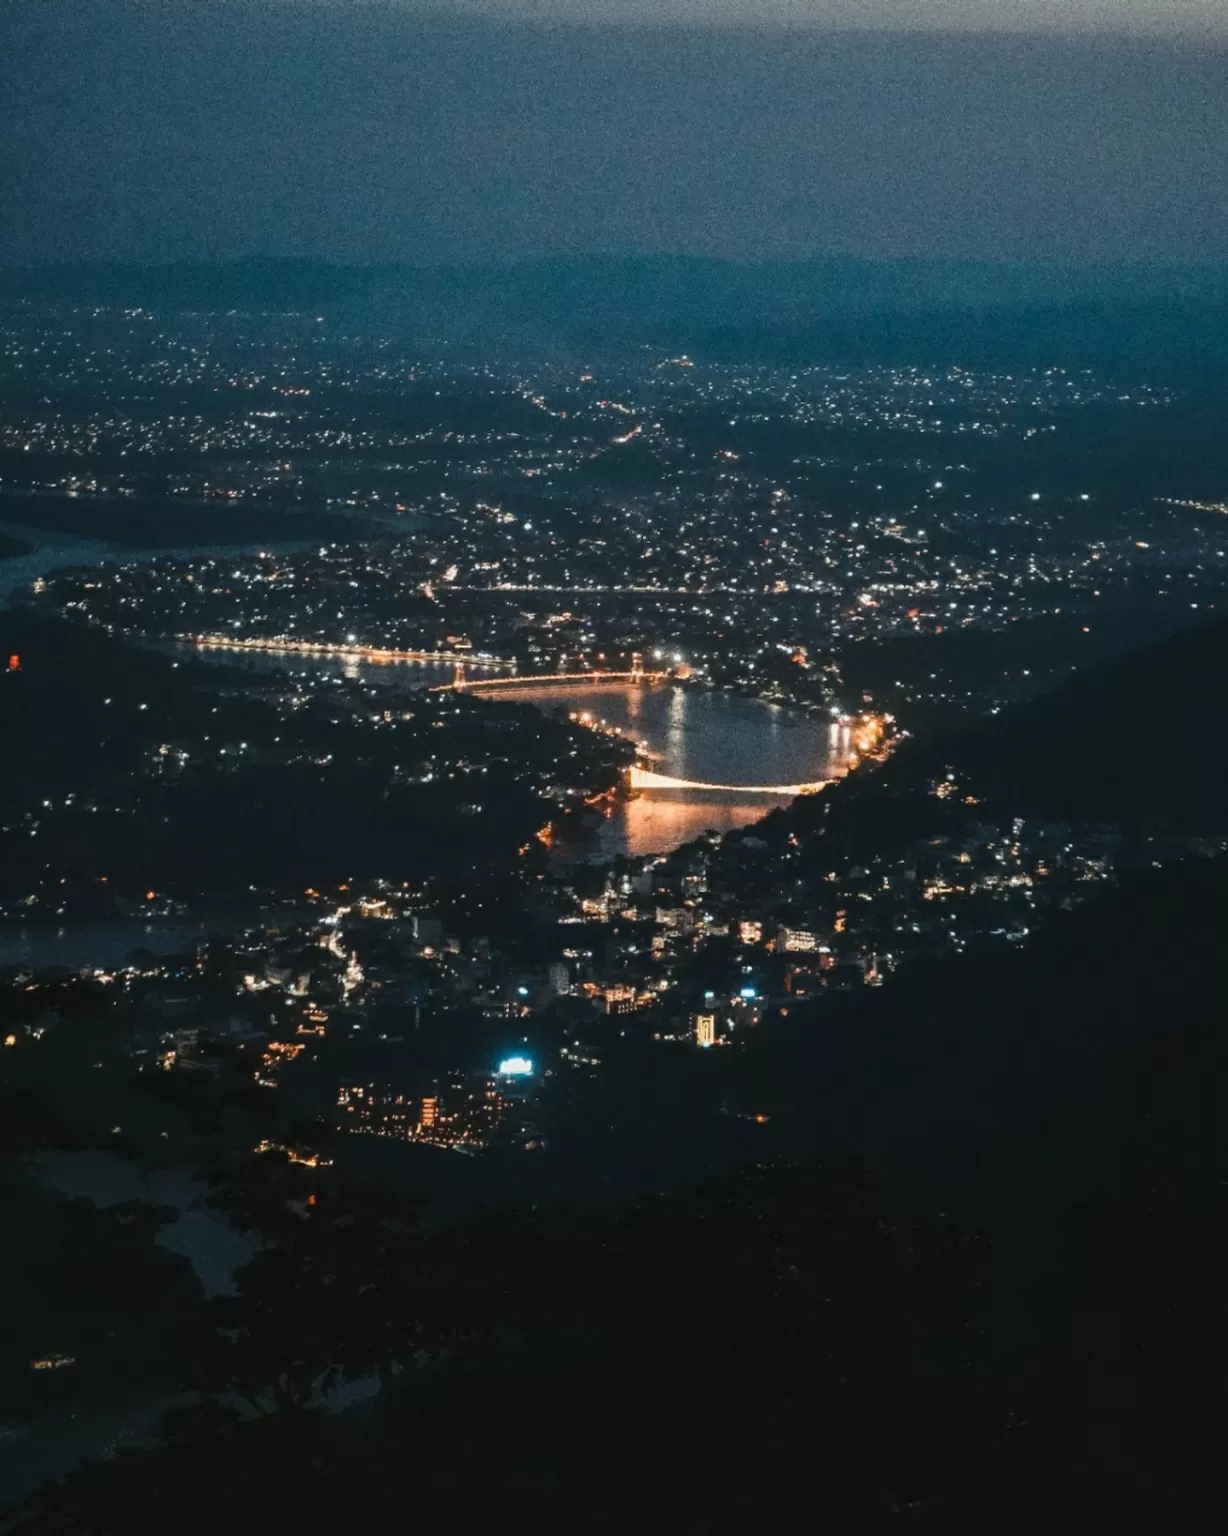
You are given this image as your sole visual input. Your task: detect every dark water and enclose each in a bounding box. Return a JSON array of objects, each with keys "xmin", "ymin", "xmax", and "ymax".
[
  {"xmin": 0, "ymin": 527, "xmax": 322, "ymax": 608},
  {"xmin": 0, "ymin": 506, "xmax": 424, "ymax": 609},
  {"xmin": 0, "ymin": 912, "xmax": 309, "ymax": 972},
  {"xmin": 0, "ymin": 921, "xmax": 216, "ymax": 972}
]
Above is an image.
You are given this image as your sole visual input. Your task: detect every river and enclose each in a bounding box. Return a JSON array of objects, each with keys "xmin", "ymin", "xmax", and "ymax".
[
  {"xmin": 0, "ymin": 502, "xmax": 425, "ymax": 610},
  {"xmin": 0, "ymin": 913, "xmax": 311, "ymax": 972},
  {"xmin": 470, "ymin": 681, "xmax": 848, "ymax": 859}
]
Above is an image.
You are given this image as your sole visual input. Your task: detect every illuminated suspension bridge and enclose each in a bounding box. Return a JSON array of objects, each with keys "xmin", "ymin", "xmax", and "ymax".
[
  {"xmin": 629, "ymin": 765, "xmax": 828, "ymax": 796},
  {"xmin": 438, "ymin": 651, "xmax": 668, "ymax": 693}
]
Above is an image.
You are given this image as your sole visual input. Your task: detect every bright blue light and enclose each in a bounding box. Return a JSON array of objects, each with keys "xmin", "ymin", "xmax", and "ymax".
[
  {"xmin": 739, "ymin": 986, "xmax": 757, "ymax": 999},
  {"xmin": 517, "ymin": 986, "xmax": 529, "ymax": 997},
  {"xmin": 497, "ymin": 1056, "xmax": 534, "ymax": 1077}
]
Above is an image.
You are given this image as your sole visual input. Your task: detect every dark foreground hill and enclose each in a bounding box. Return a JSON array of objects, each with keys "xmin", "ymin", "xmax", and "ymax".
[
  {"xmin": 747, "ymin": 852, "xmax": 1227, "ymax": 1531},
  {"xmin": 780, "ymin": 611, "xmax": 1228, "ymax": 859},
  {"xmin": 8, "ymin": 857, "xmax": 1223, "ymax": 1534}
]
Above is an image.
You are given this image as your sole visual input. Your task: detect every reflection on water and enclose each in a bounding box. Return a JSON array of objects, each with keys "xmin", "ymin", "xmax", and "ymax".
[
  {"xmin": 591, "ymin": 791, "xmax": 791, "ymax": 859},
  {"xmin": 491, "ymin": 683, "xmax": 843, "ymax": 859}
]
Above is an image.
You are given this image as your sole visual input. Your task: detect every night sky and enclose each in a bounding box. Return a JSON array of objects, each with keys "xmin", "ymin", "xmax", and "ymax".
[{"xmin": 2, "ymin": 0, "xmax": 1226, "ymax": 267}]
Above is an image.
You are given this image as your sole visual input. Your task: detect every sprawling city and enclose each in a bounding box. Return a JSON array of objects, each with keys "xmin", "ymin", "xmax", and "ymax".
[{"xmin": 3, "ymin": 3, "xmax": 1227, "ymax": 1531}]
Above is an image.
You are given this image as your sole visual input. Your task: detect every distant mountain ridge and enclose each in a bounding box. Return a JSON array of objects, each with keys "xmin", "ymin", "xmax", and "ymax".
[{"xmin": 6, "ymin": 255, "xmax": 1228, "ymax": 369}]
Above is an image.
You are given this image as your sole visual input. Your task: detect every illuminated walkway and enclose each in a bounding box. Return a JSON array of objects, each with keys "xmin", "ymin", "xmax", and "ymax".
[
  {"xmin": 182, "ymin": 635, "xmax": 516, "ymax": 667},
  {"xmin": 630, "ymin": 765, "xmax": 828, "ymax": 796}
]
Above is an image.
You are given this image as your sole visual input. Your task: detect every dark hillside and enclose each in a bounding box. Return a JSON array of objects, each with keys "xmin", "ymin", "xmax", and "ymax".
[
  {"xmin": 781, "ymin": 612, "xmax": 1228, "ymax": 859},
  {"xmin": 731, "ymin": 855, "xmax": 1228, "ymax": 1529}
]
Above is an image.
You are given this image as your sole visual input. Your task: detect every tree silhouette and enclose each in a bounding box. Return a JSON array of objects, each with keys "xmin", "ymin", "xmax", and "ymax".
[
  {"xmin": 194, "ymin": 1169, "xmax": 439, "ymax": 1417},
  {"xmin": 17, "ymin": 1161, "xmax": 1006, "ymax": 1533}
]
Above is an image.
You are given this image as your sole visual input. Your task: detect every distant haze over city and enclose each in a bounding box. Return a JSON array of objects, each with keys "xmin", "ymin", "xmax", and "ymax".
[
  {"xmin": 2, "ymin": 1, "xmax": 1226, "ymax": 268},
  {"xmin": 394, "ymin": 0, "xmax": 1228, "ymax": 30}
]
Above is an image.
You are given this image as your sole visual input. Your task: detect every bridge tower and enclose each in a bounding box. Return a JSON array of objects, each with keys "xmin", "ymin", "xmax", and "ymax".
[
  {"xmin": 631, "ymin": 651, "xmax": 644, "ymax": 682},
  {"xmin": 453, "ymin": 660, "xmax": 466, "ymax": 689}
]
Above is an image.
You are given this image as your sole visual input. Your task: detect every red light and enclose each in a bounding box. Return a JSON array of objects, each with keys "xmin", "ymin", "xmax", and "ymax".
[{"xmin": 7, "ymin": 655, "xmax": 19, "ymax": 672}]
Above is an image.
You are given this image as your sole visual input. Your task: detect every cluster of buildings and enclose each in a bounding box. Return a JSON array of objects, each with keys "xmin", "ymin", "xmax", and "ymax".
[
  {"xmin": 11, "ymin": 302, "xmax": 1222, "ymax": 737},
  {"xmin": 5, "ymin": 777, "xmax": 1226, "ymax": 1180},
  {"xmin": 36, "ymin": 479, "xmax": 1226, "ymax": 730},
  {"xmin": 337, "ymin": 1059, "xmax": 542, "ymax": 1152}
]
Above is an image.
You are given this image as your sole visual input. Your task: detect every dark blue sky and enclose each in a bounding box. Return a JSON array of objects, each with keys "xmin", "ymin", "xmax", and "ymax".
[{"xmin": 2, "ymin": 1, "xmax": 1225, "ymax": 267}]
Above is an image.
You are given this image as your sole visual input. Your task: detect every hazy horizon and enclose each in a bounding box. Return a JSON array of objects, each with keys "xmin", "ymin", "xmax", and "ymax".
[
  {"xmin": 272, "ymin": 1, "xmax": 1228, "ymax": 36},
  {"xmin": 3, "ymin": 3, "xmax": 1226, "ymax": 269}
]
